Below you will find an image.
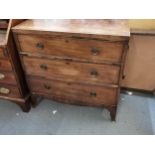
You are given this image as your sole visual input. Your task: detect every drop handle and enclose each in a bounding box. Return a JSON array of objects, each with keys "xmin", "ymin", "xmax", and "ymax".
[
  {"xmin": 40, "ymin": 64, "xmax": 48, "ymax": 70},
  {"xmin": 90, "ymin": 69, "xmax": 98, "ymax": 77},
  {"xmin": 122, "ymin": 74, "xmax": 126, "ymax": 79},
  {"xmin": 44, "ymin": 84, "xmax": 51, "ymax": 90},
  {"xmin": 36, "ymin": 43, "xmax": 44, "ymax": 49},
  {"xmin": 90, "ymin": 92, "xmax": 97, "ymax": 97},
  {"xmin": 0, "ymin": 87, "xmax": 10, "ymax": 94},
  {"xmin": 91, "ymin": 47, "xmax": 100, "ymax": 55},
  {"xmin": 0, "ymin": 73, "xmax": 5, "ymax": 80}
]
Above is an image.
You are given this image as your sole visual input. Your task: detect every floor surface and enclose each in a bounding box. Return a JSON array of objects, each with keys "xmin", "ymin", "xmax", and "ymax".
[{"xmin": 0, "ymin": 93, "xmax": 154, "ymax": 135}]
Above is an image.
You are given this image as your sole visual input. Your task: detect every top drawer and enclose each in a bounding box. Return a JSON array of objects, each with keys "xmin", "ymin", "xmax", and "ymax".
[{"xmin": 17, "ymin": 34, "xmax": 124, "ymax": 64}]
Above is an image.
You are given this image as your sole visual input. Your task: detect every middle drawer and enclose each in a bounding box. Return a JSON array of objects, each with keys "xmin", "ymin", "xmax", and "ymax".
[{"xmin": 22, "ymin": 56, "xmax": 120, "ymax": 85}]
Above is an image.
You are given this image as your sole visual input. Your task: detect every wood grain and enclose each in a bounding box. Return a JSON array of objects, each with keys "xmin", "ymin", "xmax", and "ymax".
[
  {"xmin": 18, "ymin": 34, "xmax": 124, "ymax": 64},
  {"xmin": 22, "ymin": 57, "xmax": 120, "ymax": 86},
  {"xmin": 28, "ymin": 77, "xmax": 118, "ymax": 106},
  {"xmin": 0, "ymin": 59, "xmax": 12, "ymax": 71},
  {"xmin": 0, "ymin": 19, "xmax": 31, "ymax": 112},
  {"xmin": 13, "ymin": 19, "xmax": 130, "ymax": 120},
  {"xmin": 12, "ymin": 19, "xmax": 130, "ymax": 37},
  {"xmin": 0, "ymin": 71, "xmax": 17, "ymax": 85}
]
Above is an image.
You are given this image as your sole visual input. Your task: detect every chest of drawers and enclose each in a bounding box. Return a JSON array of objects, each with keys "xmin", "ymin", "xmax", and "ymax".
[
  {"xmin": 0, "ymin": 19, "xmax": 31, "ymax": 111},
  {"xmin": 13, "ymin": 19, "xmax": 130, "ymax": 121}
]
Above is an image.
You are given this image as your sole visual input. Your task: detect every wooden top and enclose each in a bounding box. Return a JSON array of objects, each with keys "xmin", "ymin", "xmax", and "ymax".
[
  {"xmin": 131, "ymin": 29, "xmax": 155, "ymax": 35},
  {"xmin": 129, "ymin": 19, "xmax": 155, "ymax": 30},
  {"xmin": 12, "ymin": 19, "xmax": 130, "ymax": 37},
  {"xmin": 128, "ymin": 20, "xmax": 155, "ymax": 35}
]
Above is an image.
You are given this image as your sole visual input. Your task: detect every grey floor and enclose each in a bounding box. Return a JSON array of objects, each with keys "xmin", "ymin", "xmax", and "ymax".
[{"xmin": 0, "ymin": 92, "xmax": 155, "ymax": 135}]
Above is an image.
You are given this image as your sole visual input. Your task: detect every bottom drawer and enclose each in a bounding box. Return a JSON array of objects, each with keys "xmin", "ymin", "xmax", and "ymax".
[
  {"xmin": 28, "ymin": 77, "xmax": 118, "ymax": 106},
  {"xmin": 0, "ymin": 84, "xmax": 21, "ymax": 98}
]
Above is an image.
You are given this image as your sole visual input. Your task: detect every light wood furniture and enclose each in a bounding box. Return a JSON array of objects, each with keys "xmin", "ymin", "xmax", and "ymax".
[
  {"xmin": 122, "ymin": 21, "xmax": 155, "ymax": 92},
  {"xmin": 129, "ymin": 19, "xmax": 155, "ymax": 30},
  {"xmin": 0, "ymin": 19, "xmax": 31, "ymax": 111},
  {"xmin": 13, "ymin": 19, "xmax": 130, "ymax": 121}
]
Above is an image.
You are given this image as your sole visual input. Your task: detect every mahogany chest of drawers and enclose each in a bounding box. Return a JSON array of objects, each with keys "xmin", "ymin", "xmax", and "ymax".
[
  {"xmin": 0, "ymin": 19, "xmax": 30, "ymax": 111},
  {"xmin": 13, "ymin": 19, "xmax": 130, "ymax": 121}
]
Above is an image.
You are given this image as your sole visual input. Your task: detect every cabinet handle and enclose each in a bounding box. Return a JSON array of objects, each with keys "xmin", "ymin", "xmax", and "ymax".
[
  {"xmin": 0, "ymin": 87, "xmax": 10, "ymax": 94},
  {"xmin": 90, "ymin": 92, "xmax": 97, "ymax": 97},
  {"xmin": 91, "ymin": 47, "xmax": 100, "ymax": 55},
  {"xmin": 44, "ymin": 84, "xmax": 51, "ymax": 90},
  {"xmin": 40, "ymin": 64, "xmax": 48, "ymax": 70},
  {"xmin": 36, "ymin": 43, "xmax": 44, "ymax": 49},
  {"xmin": 0, "ymin": 73, "xmax": 5, "ymax": 80},
  {"xmin": 122, "ymin": 74, "xmax": 126, "ymax": 79},
  {"xmin": 90, "ymin": 69, "xmax": 98, "ymax": 77}
]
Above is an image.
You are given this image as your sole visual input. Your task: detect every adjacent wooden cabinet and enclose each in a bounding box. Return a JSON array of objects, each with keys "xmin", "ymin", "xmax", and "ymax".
[
  {"xmin": 13, "ymin": 19, "xmax": 130, "ymax": 121},
  {"xmin": 122, "ymin": 31, "xmax": 155, "ymax": 92},
  {"xmin": 0, "ymin": 19, "xmax": 31, "ymax": 111},
  {"xmin": 121, "ymin": 20, "xmax": 155, "ymax": 92}
]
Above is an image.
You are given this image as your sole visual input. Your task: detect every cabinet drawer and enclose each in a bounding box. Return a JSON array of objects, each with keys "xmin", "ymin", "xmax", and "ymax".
[
  {"xmin": 0, "ymin": 71, "xmax": 17, "ymax": 85},
  {"xmin": 0, "ymin": 59, "xmax": 12, "ymax": 71},
  {"xmin": 28, "ymin": 77, "xmax": 118, "ymax": 106},
  {"xmin": 0, "ymin": 84, "xmax": 21, "ymax": 98},
  {"xmin": 23, "ymin": 57, "xmax": 120, "ymax": 85},
  {"xmin": 18, "ymin": 35, "xmax": 124, "ymax": 63}
]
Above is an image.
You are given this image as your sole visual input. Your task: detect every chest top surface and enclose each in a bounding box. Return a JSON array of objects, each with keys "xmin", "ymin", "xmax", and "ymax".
[{"xmin": 12, "ymin": 19, "xmax": 130, "ymax": 37}]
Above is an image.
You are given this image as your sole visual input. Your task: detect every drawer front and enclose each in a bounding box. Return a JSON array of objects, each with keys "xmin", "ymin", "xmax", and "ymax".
[
  {"xmin": 0, "ymin": 84, "xmax": 21, "ymax": 98},
  {"xmin": 23, "ymin": 57, "xmax": 120, "ymax": 85},
  {"xmin": 0, "ymin": 71, "xmax": 17, "ymax": 85},
  {"xmin": 28, "ymin": 77, "xmax": 118, "ymax": 106},
  {"xmin": 0, "ymin": 59, "xmax": 12, "ymax": 71},
  {"xmin": 18, "ymin": 35, "xmax": 124, "ymax": 63}
]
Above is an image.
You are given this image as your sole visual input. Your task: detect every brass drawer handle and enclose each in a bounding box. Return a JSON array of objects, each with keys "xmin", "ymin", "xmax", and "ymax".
[
  {"xmin": 0, "ymin": 87, "xmax": 10, "ymax": 94},
  {"xmin": 90, "ymin": 69, "xmax": 98, "ymax": 77},
  {"xmin": 36, "ymin": 43, "xmax": 44, "ymax": 49},
  {"xmin": 90, "ymin": 92, "xmax": 97, "ymax": 97},
  {"xmin": 40, "ymin": 64, "xmax": 48, "ymax": 70},
  {"xmin": 122, "ymin": 74, "xmax": 126, "ymax": 79},
  {"xmin": 44, "ymin": 84, "xmax": 51, "ymax": 90},
  {"xmin": 0, "ymin": 73, "xmax": 5, "ymax": 80},
  {"xmin": 91, "ymin": 47, "xmax": 100, "ymax": 55}
]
